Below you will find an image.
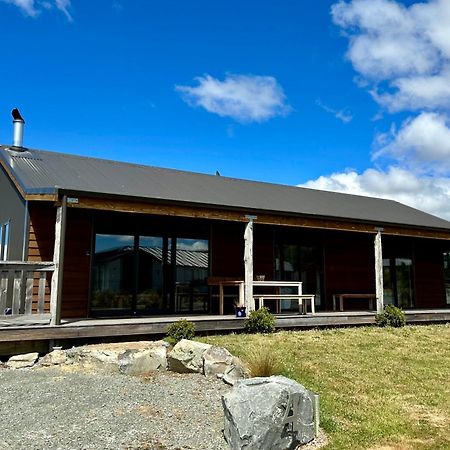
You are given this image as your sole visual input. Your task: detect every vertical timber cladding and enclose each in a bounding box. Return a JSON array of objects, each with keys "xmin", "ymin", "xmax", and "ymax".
[
  {"xmin": 210, "ymin": 221, "xmax": 274, "ymax": 279},
  {"xmin": 28, "ymin": 203, "xmax": 93, "ymax": 318},
  {"xmin": 210, "ymin": 221, "xmax": 245, "ymax": 278},
  {"xmin": 28, "ymin": 203, "xmax": 56, "ymax": 313},
  {"xmin": 414, "ymin": 238, "xmax": 447, "ymax": 308},
  {"xmin": 61, "ymin": 208, "xmax": 93, "ymax": 318},
  {"xmin": 324, "ymin": 230, "xmax": 376, "ymax": 310}
]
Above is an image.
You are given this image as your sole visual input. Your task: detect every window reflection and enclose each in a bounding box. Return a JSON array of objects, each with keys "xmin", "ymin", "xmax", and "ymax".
[
  {"xmin": 175, "ymin": 238, "xmax": 209, "ymax": 313},
  {"xmin": 91, "ymin": 234, "xmax": 209, "ymax": 315},
  {"xmin": 383, "ymin": 257, "xmax": 414, "ymax": 308},
  {"xmin": 91, "ymin": 234, "xmax": 134, "ymax": 312},
  {"xmin": 137, "ymin": 236, "xmax": 165, "ymax": 312}
]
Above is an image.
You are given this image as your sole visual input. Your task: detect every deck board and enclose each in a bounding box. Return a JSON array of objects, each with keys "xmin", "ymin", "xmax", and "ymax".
[{"xmin": 0, "ymin": 310, "xmax": 449, "ymax": 347}]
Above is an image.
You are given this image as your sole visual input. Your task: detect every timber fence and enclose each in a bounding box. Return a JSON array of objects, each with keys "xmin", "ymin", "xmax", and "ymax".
[{"xmin": 0, "ymin": 261, "xmax": 55, "ymax": 317}]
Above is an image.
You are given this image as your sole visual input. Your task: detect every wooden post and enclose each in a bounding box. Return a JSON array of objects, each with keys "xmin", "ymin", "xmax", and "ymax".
[
  {"xmin": 374, "ymin": 229, "xmax": 384, "ymax": 314},
  {"xmin": 50, "ymin": 196, "xmax": 67, "ymax": 326},
  {"xmin": 244, "ymin": 215, "xmax": 257, "ymax": 313}
]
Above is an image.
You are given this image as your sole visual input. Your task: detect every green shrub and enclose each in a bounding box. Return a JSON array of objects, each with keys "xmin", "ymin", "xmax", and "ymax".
[
  {"xmin": 244, "ymin": 307, "xmax": 276, "ymax": 334},
  {"xmin": 375, "ymin": 305, "xmax": 406, "ymax": 327},
  {"xmin": 166, "ymin": 319, "xmax": 196, "ymax": 343}
]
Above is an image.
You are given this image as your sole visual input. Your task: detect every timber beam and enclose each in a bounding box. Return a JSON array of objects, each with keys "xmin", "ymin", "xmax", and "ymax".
[{"xmin": 61, "ymin": 195, "xmax": 450, "ymax": 240}]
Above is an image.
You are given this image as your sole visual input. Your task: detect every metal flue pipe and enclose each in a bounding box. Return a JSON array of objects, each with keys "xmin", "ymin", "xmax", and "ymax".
[{"xmin": 12, "ymin": 108, "xmax": 25, "ymax": 148}]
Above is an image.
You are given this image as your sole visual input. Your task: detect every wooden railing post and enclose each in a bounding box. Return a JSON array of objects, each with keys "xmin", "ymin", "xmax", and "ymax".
[
  {"xmin": 50, "ymin": 196, "xmax": 67, "ymax": 326},
  {"xmin": 374, "ymin": 228, "xmax": 384, "ymax": 314},
  {"xmin": 244, "ymin": 215, "xmax": 257, "ymax": 313}
]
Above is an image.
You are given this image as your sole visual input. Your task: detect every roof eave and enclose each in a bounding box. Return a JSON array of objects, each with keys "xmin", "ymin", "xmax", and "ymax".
[{"xmin": 52, "ymin": 187, "xmax": 450, "ymax": 236}]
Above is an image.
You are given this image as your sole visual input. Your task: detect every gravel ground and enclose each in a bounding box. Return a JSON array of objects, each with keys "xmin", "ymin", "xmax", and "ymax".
[{"xmin": 0, "ymin": 366, "xmax": 230, "ymax": 450}]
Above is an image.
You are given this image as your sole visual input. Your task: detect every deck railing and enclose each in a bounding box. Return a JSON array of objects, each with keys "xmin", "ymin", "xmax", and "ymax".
[{"xmin": 0, "ymin": 261, "xmax": 55, "ymax": 317}]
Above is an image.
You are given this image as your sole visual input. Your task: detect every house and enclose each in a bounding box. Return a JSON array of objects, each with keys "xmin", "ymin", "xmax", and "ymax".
[{"xmin": 1, "ymin": 110, "xmax": 450, "ymax": 338}]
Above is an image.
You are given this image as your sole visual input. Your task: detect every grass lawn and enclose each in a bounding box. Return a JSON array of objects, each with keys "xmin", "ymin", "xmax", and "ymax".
[{"xmin": 202, "ymin": 324, "xmax": 450, "ymax": 450}]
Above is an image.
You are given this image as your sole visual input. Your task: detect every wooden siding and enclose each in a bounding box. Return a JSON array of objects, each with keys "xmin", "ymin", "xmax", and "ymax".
[
  {"xmin": 61, "ymin": 209, "xmax": 93, "ymax": 318},
  {"xmin": 210, "ymin": 221, "xmax": 244, "ymax": 278},
  {"xmin": 28, "ymin": 204, "xmax": 93, "ymax": 318},
  {"xmin": 414, "ymin": 240, "xmax": 447, "ymax": 308},
  {"xmin": 254, "ymin": 225, "xmax": 275, "ymax": 280},
  {"xmin": 27, "ymin": 203, "xmax": 55, "ymax": 313},
  {"xmin": 324, "ymin": 232, "xmax": 376, "ymax": 310}
]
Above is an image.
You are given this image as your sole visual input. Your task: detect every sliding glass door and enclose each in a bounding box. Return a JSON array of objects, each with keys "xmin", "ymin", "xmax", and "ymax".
[
  {"xmin": 274, "ymin": 243, "xmax": 323, "ymax": 311},
  {"xmin": 383, "ymin": 257, "xmax": 414, "ymax": 308},
  {"xmin": 175, "ymin": 238, "xmax": 209, "ymax": 313},
  {"xmin": 91, "ymin": 233, "xmax": 209, "ymax": 316},
  {"xmin": 137, "ymin": 236, "xmax": 168, "ymax": 313},
  {"xmin": 91, "ymin": 234, "xmax": 135, "ymax": 314}
]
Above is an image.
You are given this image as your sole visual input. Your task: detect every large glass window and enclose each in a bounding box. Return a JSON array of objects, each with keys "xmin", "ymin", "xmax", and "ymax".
[
  {"xmin": 91, "ymin": 233, "xmax": 209, "ymax": 316},
  {"xmin": 175, "ymin": 238, "xmax": 209, "ymax": 313},
  {"xmin": 91, "ymin": 234, "xmax": 134, "ymax": 313},
  {"xmin": 0, "ymin": 221, "xmax": 10, "ymax": 261},
  {"xmin": 275, "ymin": 243, "xmax": 323, "ymax": 311},
  {"xmin": 137, "ymin": 236, "xmax": 166, "ymax": 313},
  {"xmin": 383, "ymin": 257, "xmax": 414, "ymax": 308}
]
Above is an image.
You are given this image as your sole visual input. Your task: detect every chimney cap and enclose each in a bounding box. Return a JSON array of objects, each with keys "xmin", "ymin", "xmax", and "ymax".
[{"xmin": 12, "ymin": 108, "xmax": 25, "ymax": 123}]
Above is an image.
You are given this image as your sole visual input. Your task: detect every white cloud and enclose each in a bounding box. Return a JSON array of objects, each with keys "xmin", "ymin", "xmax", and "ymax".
[
  {"xmin": 316, "ymin": 99, "xmax": 353, "ymax": 123},
  {"xmin": 374, "ymin": 112, "xmax": 450, "ymax": 171},
  {"xmin": 1, "ymin": 0, "xmax": 72, "ymax": 19},
  {"xmin": 175, "ymin": 74, "xmax": 291, "ymax": 123},
  {"xmin": 55, "ymin": 0, "xmax": 72, "ymax": 21},
  {"xmin": 302, "ymin": 166, "xmax": 450, "ymax": 220},
  {"xmin": 322, "ymin": 0, "xmax": 450, "ymax": 220},
  {"xmin": 1, "ymin": 0, "xmax": 38, "ymax": 16},
  {"xmin": 332, "ymin": 0, "xmax": 450, "ymax": 113},
  {"xmin": 372, "ymin": 69, "xmax": 450, "ymax": 112}
]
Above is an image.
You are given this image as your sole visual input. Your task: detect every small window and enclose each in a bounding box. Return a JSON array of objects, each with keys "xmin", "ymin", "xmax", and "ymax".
[{"xmin": 0, "ymin": 221, "xmax": 10, "ymax": 261}]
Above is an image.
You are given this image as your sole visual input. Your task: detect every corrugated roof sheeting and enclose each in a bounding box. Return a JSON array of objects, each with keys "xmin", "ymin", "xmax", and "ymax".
[
  {"xmin": 1, "ymin": 145, "xmax": 450, "ymax": 231},
  {"xmin": 141, "ymin": 247, "xmax": 208, "ymax": 268}
]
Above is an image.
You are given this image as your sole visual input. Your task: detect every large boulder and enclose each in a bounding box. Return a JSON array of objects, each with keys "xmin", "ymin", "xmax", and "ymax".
[
  {"xmin": 119, "ymin": 345, "xmax": 167, "ymax": 375},
  {"xmin": 39, "ymin": 349, "xmax": 68, "ymax": 366},
  {"xmin": 222, "ymin": 376, "xmax": 315, "ymax": 450},
  {"xmin": 167, "ymin": 339, "xmax": 211, "ymax": 373},
  {"xmin": 66, "ymin": 341, "xmax": 168, "ymax": 374},
  {"xmin": 222, "ymin": 360, "xmax": 249, "ymax": 386},
  {"xmin": 7, "ymin": 352, "xmax": 39, "ymax": 369},
  {"xmin": 203, "ymin": 345, "xmax": 235, "ymax": 377}
]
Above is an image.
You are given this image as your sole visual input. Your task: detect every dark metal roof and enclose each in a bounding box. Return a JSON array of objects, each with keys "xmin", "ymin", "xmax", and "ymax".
[{"xmin": 1, "ymin": 144, "xmax": 450, "ymax": 231}]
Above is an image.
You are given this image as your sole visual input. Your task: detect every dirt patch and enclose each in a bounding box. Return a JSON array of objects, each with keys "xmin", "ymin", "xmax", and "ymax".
[
  {"xmin": 404, "ymin": 404, "xmax": 449, "ymax": 428},
  {"xmin": 368, "ymin": 438, "xmax": 432, "ymax": 450}
]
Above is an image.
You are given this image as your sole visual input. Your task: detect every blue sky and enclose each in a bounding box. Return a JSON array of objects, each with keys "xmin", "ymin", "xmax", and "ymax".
[{"xmin": 1, "ymin": 0, "xmax": 450, "ymax": 219}]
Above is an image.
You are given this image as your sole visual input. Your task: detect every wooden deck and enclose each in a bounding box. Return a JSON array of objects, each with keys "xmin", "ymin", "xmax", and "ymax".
[{"xmin": 1, "ymin": 309, "xmax": 449, "ymax": 356}]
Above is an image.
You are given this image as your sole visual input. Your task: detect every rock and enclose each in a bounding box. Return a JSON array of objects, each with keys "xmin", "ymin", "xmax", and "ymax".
[
  {"xmin": 167, "ymin": 339, "xmax": 211, "ymax": 373},
  {"xmin": 203, "ymin": 346, "xmax": 234, "ymax": 377},
  {"xmin": 39, "ymin": 349, "xmax": 68, "ymax": 366},
  {"xmin": 6, "ymin": 352, "xmax": 39, "ymax": 369},
  {"xmin": 222, "ymin": 375, "xmax": 315, "ymax": 450},
  {"xmin": 66, "ymin": 341, "xmax": 168, "ymax": 373},
  {"xmin": 69, "ymin": 348, "xmax": 121, "ymax": 370},
  {"xmin": 222, "ymin": 359, "xmax": 249, "ymax": 386},
  {"xmin": 119, "ymin": 345, "xmax": 167, "ymax": 375}
]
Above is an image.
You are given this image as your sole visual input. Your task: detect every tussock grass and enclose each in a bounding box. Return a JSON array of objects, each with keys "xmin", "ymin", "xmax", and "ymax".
[
  {"xmin": 246, "ymin": 346, "xmax": 282, "ymax": 377},
  {"xmin": 202, "ymin": 325, "xmax": 450, "ymax": 450}
]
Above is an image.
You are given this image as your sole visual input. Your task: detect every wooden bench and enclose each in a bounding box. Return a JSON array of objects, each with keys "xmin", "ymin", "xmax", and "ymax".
[
  {"xmin": 332, "ymin": 293, "xmax": 376, "ymax": 312},
  {"xmin": 254, "ymin": 294, "xmax": 315, "ymax": 315}
]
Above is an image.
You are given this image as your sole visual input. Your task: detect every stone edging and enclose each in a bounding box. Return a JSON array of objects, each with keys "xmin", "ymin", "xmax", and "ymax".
[{"xmin": 3, "ymin": 339, "xmax": 249, "ymax": 385}]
